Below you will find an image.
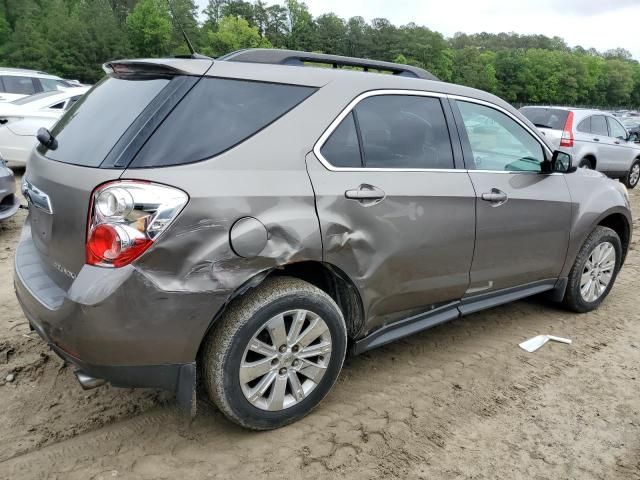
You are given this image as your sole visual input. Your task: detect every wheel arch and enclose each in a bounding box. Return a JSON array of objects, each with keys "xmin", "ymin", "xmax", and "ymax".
[
  {"xmin": 598, "ymin": 211, "xmax": 631, "ymax": 264},
  {"xmin": 198, "ymin": 261, "xmax": 366, "ymax": 358},
  {"xmin": 580, "ymin": 154, "xmax": 597, "ymax": 169}
]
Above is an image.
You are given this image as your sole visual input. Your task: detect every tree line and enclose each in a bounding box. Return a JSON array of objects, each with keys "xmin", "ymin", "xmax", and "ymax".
[{"xmin": 1, "ymin": 0, "xmax": 639, "ymax": 107}]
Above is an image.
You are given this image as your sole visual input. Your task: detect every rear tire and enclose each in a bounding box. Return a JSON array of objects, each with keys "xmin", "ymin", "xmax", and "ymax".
[
  {"xmin": 579, "ymin": 158, "xmax": 593, "ymax": 169},
  {"xmin": 202, "ymin": 276, "xmax": 347, "ymax": 430},
  {"xmin": 624, "ymin": 159, "xmax": 640, "ymax": 189},
  {"xmin": 563, "ymin": 226, "xmax": 621, "ymax": 313}
]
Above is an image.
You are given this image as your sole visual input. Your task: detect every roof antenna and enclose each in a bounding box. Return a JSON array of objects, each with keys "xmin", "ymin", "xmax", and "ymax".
[{"xmin": 167, "ymin": 0, "xmax": 208, "ymax": 59}]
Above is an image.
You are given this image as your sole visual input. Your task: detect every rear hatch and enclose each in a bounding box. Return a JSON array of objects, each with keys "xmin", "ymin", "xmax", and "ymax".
[
  {"xmin": 22, "ymin": 59, "xmax": 212, "ymax": 290},
  {"xmin": 520, "ymin": 107, "xmax": 569, "ymax": 150}
]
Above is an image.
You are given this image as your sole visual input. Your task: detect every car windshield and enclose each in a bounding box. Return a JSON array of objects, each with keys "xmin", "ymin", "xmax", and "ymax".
[
  {"xmin": 520, "ymin": 107, "xmax": 569, "ymax": 130},
  {"xmin": 11, "ymin": 91, "xmax": 60, "ymax": 105}
]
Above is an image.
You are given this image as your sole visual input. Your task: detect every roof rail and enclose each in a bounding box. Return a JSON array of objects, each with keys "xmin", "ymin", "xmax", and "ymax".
[{"xmin": 218, "ymin": 49, "xmax": 439, "ymax": 81}]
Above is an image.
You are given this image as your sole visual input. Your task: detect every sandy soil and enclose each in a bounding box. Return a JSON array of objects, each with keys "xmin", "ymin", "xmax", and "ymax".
[{"xmin": 1, "ymin": 168, "xmax": 640, "ymax": 479}]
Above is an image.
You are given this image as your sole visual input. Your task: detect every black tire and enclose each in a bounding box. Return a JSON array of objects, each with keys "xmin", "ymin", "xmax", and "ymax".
[
  {"xmin": 563, "ymin": 226, "xmax": 622, "ymax": 313},
  {"xmin": 624, "ymin": 158, "xmax": 640, "ymax": 189},
  {"xmin": 579, "ymin": 158, "xmax": 593, "ymax": 169},
  {"xmin": 202, "ymin": 276, "xmax": 347, "ymax": 430}
]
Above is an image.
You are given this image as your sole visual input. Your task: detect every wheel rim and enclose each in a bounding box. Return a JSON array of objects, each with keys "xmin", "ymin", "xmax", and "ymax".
[
  {"xmin": 630, "ymin": 163, "xmax": 640, "ymax": 186},
  {"xmin": 580, "ymin": 160, "xmax": 592, "ymax": 169},
  {"xmin": 239, "ymin": 309, "xmax": 332, "ymax": 411},
  {"xmin": 580, "ymin": 241, "xmax": 616, "ymax": 303}
]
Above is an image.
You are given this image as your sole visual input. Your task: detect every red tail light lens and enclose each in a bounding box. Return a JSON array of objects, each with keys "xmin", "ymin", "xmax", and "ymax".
[
  {"xmin": 560, "ymin": 111, "xmax": 574, "ymax": 148},
  {"xmin": 86, "ymin": 181, "xmax": 188, "ymax": 268}
]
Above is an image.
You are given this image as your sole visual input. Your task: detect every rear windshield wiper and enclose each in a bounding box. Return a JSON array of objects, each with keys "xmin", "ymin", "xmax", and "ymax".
[{"xmin": 533, "ymin": 123, "xmax": 554, "ymax": 129}]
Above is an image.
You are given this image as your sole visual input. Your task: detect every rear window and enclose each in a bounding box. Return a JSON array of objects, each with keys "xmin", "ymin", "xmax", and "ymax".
[
  {"xmin": 520, "ymin": 107, "xmax": 569, "ymax": 130},
  {"xmin": 44, "ymin": 76, "xmax": 171, "ymax": 166},
  {"xmin": 1, "ymin": 75, "xmax": 36, "ymax": 95},
  {"xmin": 130, "ymin": 78, "xmax": 316, "ymax": 168}
]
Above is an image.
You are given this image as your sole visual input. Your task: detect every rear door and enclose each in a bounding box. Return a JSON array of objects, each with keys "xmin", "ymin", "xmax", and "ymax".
[
  {"xmin": 452, "ymin": 98, "xmax": 572, "ymax": 294},
  {"xmin": 588, "ymin": 114, "xmax": 617, "ymax": 171},
  {"xmin": 307, "ymin": 92, "xmax": 477, "ymax": 333}
]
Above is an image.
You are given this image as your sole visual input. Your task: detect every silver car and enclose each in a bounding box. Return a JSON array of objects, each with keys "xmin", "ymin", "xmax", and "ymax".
[
  {"xmin": 520, "ymin": 106, "xmax": 640, "ymax": 188},
  {"xmin": 14, "ymin": 50, "xmax": 632, "ymax": 430}
]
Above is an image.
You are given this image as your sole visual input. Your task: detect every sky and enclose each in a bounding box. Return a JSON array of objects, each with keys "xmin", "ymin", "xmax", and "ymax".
[{"xmin": 194, "ymin": 0, "xmax": 640, "ymax": 60}]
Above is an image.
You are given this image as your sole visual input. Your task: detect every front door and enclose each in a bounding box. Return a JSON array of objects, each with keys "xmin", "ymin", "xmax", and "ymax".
[
  {"xmin": 452, "ymin": 99, "xmax": 572, "ymax": 294},
  {"xmin": 307, "ymin": 92, "xmax": 477, "ymax": 333}
]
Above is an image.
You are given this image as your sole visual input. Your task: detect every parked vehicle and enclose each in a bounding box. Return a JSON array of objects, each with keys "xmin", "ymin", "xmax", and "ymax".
[
  {"xmin": 0, "ymin": 68, "xmax": 76, "ymax": 103},
  {"xmin": 0, "ymin": 87, "xmax": 89, "ymax": 165},
  {"xmin": 15, "ymin": 50, "xmax": 631, "ymax": 430},
  {"xmin": 621, "ymin": 117, "xmax": 640, "ymax": 140},
  {"xmin": 0, "ymin": 157, "xmax": 19, "ymax": 220},
  {"xmin": 520, "ymin": 107, "xmax": 640, "ymax": 188}
]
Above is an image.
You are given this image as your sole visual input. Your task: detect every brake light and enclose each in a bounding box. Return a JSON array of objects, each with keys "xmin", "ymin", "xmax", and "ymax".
[
  {"xmin": 560, "ymin": 111, "xmax": 574, "ymax": 148},
  {"xmin": 86, "ymin": 181, "xmax": 188, "ymax": 268}
]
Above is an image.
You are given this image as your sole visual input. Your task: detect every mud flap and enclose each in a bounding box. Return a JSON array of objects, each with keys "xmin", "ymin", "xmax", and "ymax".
[{"xmin": 176, "ymin": 363, "xmax": 197, "ymax": 416}]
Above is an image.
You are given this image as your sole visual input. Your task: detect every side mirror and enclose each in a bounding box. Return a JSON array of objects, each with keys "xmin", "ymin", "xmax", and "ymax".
[
  {"xmin": 628, "ymin": 132, "xmax": 639, "ymax": 143},
  {"xmin": 551, "ymin": 150, "xmax": 575, "ymax": 173}
]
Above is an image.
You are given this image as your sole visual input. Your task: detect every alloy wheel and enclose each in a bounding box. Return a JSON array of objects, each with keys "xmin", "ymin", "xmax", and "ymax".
[
  {"xmin": 580, "ymin": 241, "xmax": 616, "ymax": 302},
  {"xmin": 630, "ymin": 163, "xmax": 640, "ymax": 187},
  {"xmin": 239, "ymin": 309, "xmax": 332, "ymax": 411}
]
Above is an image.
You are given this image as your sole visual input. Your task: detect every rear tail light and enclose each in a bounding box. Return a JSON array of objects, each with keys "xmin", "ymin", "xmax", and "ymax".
[
  {"xmin": 560, "ymin": 111, "xmax": 574, "ymax": 148},
  {"xmin": 86, "ymin": 181, "xmax": 188, "ymax": 268}
]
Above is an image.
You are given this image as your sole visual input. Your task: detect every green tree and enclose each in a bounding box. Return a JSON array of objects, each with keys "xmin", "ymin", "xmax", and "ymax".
[
  {"xmin": 203, "ymin": 15, "xmax": 271, "ymax": 57},
  {"xmin": 126, "ymin": 0, "xmax": 173, "ymax": 57}
]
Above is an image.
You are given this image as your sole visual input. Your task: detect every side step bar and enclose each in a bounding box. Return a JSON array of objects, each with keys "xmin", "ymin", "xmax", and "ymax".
[{"xmin": 353, "ymin": 279, "xmax": 563, "ymax": 355}]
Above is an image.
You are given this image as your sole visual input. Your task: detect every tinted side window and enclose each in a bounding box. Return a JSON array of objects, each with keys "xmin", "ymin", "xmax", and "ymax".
[
  {"xmin": 591, "ymin": 115, "xmax": 608, "ymax": 136},
  {"xmin": 607, "ymin": 117, "xmax": 627, "ymax": 139},
  {"xmin": 457, "ymin": 101, "xmax": 544, "ymax": 172},
  {"xmin": 1, "ymin": 76, "xmax": 36, "ymax": 95},
  {"xmin": 577, "ymin": 117, "xmax": 591, "ymax": 133},
  {"xmin": 320, "ymin": 112, "xmax": 362, "ymax": 167},
  {"xmin": 44, "ymin": 76, "xmax": 171, "ymax": 166},
  {"xmin": 65, "ymin": 95, "xmax": 81, "ymax": 110},
  {"xmin": 354, "ymin": 95, "xmax": 454, "ymax": 169},
  {"xmin": 131, "ymin": 78, "xmax": 316, "ymax": 168}
]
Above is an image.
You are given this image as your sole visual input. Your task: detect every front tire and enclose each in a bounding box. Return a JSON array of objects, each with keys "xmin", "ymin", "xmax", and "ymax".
[
  {"xmin": 202, "ymin": 276, "xmax": 347, "ymax": 430},
  {"xmin": 624, "ymin": 159, "xmax": 640, "ymax": 189},
  {"xmin": 563, "ymin": 226, "xmax": 622, "ymax": 313}
]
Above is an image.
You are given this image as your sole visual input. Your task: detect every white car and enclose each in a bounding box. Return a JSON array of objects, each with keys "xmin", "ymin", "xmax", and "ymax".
[
  {"xmin": 0, "ymin": 68, "xmax": 77, "ymax": 103},
  {"xmin": 0, "ymin": 87, "xmax": 89, "ymax": 165}
]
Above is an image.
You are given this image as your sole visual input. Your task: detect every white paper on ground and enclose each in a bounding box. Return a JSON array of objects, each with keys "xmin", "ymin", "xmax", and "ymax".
[{"xmin": 519, "ymin": 335, "xmax": 572, "ymax": 353}]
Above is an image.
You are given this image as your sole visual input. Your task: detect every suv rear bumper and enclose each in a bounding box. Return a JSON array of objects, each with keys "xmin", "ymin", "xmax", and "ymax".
[{"xmin": 14, "ymin": 221, "xmax": 227, "ymax": 410}]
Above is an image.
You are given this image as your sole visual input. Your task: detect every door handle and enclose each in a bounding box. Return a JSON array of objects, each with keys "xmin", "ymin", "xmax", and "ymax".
[
  {"xmin": 481, "ymin": 189, "xmax": 508, "ymax": 205},
  {"xmin": 593, "ymin": 138, "xmax": 600, "ymax": 142},
  {"xmin": 345, "ymin": 184, "xmax": 386, "ymax": 205}
]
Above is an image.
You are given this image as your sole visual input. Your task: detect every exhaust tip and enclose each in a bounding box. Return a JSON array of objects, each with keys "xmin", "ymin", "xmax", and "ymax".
[{"xmin": 74, "ymin": 370, "xmax": 107, "ymax": 390}]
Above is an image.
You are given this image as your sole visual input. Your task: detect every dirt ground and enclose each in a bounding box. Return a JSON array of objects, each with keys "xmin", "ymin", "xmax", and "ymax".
[{"xmin": 1, "ymin": 168, "xmax": 640, "ymax": 479}]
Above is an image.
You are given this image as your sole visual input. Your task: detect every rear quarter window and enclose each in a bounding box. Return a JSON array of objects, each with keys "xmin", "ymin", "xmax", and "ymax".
[
  {"xmin": 43, "ymin": 76, "xmax": 171, "ymax": 167},
  {"xmin": 130, "ymin": 78, "xmax": 316, "ymax": 168}
]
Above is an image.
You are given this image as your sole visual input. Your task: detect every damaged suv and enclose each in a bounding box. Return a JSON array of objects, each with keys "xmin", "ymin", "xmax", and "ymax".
[{"xmin": 15, "ymin": 49, "xmax": 631, "ymax": 430}]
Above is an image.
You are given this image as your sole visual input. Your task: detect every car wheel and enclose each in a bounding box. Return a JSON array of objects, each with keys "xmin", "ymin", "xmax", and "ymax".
[
  {"xmin": 563, "ymin": 226, "xmax": 621, "ymax": 313},
  {"xmin": 202, "ymin": 276, "xmax": 347, "ymax": 430},
  {"xmin": 624, "ymin": 159, "xmax": 640, "ymax": 189},
  {"xmin": 579, "ymin": 158, "xmax": 593, "ymax": 169}
]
